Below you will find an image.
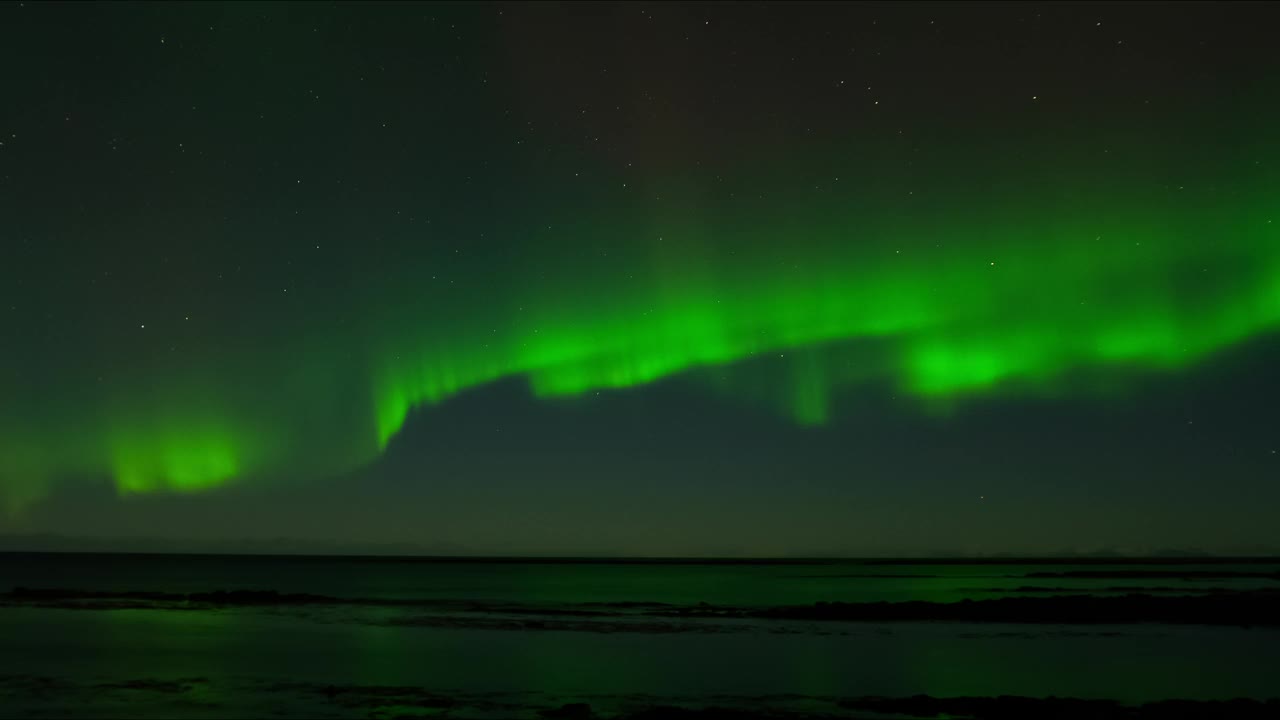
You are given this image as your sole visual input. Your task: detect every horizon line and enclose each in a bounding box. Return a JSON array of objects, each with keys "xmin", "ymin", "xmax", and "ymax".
[{"xmin": 3, "ymin": 549, "xmax": 1278, "ymax": 564}]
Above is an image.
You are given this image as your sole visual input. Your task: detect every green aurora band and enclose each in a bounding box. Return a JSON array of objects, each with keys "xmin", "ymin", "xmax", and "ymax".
[
  {"xmin": 2, "ymin": 142, "xmax": 1279, "ymax": 511},
  {"xmin": 371, "ymin": 198, "xmax": 1280, "ymax": 441}
]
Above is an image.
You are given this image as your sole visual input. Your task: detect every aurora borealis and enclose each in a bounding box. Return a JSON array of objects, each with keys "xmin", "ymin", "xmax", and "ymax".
[{"xmin": 2, "ymin": 1, "xmax": 1279, "ymax": 554}]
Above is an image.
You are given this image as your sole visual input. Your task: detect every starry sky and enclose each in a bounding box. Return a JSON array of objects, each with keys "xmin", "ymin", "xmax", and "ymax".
[{"xmin": 2, "ymin": 1, "xmax": 1279, "ymax": 556}]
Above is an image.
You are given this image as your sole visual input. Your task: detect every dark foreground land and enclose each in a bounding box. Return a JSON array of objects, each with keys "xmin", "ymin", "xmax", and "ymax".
[
  {"xmin": 6, "ymin": 586, "xmax": 1280, "ymax": 627},
  {"xmin": 2, "ymin": 674, "xmax": 1278, "ymax": 720}
]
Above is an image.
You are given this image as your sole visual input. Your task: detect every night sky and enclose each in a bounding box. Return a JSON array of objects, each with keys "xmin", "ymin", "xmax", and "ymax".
[{"xmin": 2, "ymin": 1, "xmax": 1278, "ymax": 556}]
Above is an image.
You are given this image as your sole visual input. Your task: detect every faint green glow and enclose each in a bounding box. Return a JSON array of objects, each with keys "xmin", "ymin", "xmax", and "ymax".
[{"xmin": 109, "ymin": 427, "xmax": 244, "ymax": 495}]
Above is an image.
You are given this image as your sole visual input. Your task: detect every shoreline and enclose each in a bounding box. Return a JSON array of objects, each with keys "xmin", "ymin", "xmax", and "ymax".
[{"xmin": 6, "ymin": 586, "xmax": 1280, "ymax": 627}]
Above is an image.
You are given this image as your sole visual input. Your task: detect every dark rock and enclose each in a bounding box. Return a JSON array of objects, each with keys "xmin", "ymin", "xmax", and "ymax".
[{"xmin": 540, "ymin": 702, "xmax": 594, "ymax": 719}]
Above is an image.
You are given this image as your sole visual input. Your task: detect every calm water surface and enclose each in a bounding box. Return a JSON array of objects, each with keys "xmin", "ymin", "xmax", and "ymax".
[{"xmin": 1, "ymin": 553, "xmax": 1277, "ymax": 717}]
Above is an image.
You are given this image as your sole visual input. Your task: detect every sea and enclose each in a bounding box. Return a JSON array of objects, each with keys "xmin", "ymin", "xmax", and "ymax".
[{"xmin": 0, "ymin": 553, "xmax": 1277, "ymax": 718}]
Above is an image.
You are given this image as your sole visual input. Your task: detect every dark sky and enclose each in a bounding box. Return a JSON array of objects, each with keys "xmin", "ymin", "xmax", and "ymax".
[{"xmin": 2, "ymin": 1, "xmax": 1278, "ymax": 556}]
